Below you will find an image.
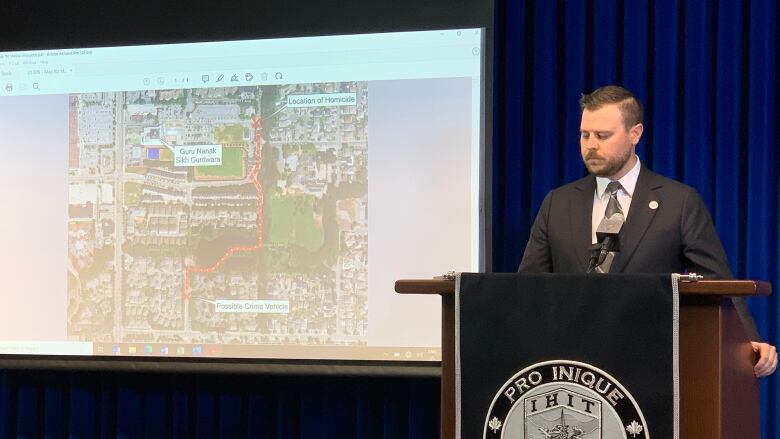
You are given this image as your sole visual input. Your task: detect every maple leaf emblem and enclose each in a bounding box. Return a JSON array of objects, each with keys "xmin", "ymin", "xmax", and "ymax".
[
  {"xmin": 625, "ymin": 420, "xmax": 644, "ymax": 437},
  {"xmin": 488, "ymin": 416, "xmax": 503, "ymax": 433}
]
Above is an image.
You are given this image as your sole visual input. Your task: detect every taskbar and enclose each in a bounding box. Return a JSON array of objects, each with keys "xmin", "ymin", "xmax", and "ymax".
[{"xmin": 93, "ymin": 342, "xmax": 440, "ymax": 361}]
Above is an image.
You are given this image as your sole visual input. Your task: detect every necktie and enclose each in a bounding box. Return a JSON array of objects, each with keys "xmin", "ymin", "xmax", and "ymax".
[{"xmin": 595, "ymin": 181, "xmax": 624, "ymax": 273}]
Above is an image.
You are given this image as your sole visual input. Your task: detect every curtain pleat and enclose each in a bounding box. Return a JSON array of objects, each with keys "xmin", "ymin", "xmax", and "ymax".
[
  {"xmin": 493, "ymin": 1, "xmax": 778, "ymax": 437},
  {"xmin": 562, "ymin": 1, "xmax": 588, "ymax": 183},
  {"xmin": 681, "ymin": 0, "xmax": 715, "ymax": 203},
  {"xmin": 530, "ymin": 0, "xmax": 562, "ymax": 199},
  {"xmin": 493, "ymin": 0, "xmax": 531, "ymax": 270},
  {"xmin": 593, "ymin": 0, "xmax": 619, "ymax": 86}
]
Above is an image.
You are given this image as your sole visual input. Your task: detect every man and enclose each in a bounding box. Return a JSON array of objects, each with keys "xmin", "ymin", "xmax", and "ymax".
[{"xmin": 518, "ymin": 85, "xmax": 777, "ymax": 377}]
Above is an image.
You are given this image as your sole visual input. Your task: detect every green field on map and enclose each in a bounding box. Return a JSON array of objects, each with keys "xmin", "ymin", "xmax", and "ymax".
[
  {"xmin": 266, "ymin": 192, "xmax": 325, "ymax": 252},
  {"xmin": 194, "ymin": 148, "xmax": 245, "ymax": 177}
]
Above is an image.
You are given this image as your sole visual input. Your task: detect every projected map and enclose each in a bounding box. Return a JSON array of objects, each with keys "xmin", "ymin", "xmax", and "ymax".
[{"xmin": 67, "ymin": 83, "xmax": 369, "ymax": 350}]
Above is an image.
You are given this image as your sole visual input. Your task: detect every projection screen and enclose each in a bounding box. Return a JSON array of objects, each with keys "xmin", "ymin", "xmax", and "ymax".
[{"xmin": 0, "ymin": 28, "xmax": 485, "ymax": 368}]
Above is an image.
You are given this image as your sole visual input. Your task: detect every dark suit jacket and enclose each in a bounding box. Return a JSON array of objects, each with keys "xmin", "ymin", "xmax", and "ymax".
[{"xmin": 518, "ymin": 165, "xmax": 761, "ymax": 340}]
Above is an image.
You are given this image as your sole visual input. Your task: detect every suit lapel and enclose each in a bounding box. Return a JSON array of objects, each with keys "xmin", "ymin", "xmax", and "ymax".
[
  {"xmin": 572, "ymin": 176, "xmax": 596, "ymax": 272},
  {"xmin": 609, "ymin": 166, "xmax": 662, "ymax": 273}
]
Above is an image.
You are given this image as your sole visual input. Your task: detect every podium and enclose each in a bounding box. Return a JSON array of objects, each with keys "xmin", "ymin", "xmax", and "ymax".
[{"xmin": 395, "ymin": 277, "xmax": 770, "ymax": 439}]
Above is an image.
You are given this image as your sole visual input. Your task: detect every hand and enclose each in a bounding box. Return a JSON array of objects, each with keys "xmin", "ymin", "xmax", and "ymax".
[{"xmin": 751, "ymin": 342, "xmax": 777, "ymax": 378}]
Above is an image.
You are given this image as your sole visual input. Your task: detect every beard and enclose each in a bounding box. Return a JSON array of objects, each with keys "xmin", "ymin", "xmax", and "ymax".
[{"xmin": 582, "ymin": 147, "xmax": 634, "ymax": 178}]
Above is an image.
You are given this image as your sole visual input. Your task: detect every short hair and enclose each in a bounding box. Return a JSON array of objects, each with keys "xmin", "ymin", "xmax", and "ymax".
[{"xmin": 579, "ymin": 85, "xmax": 644, "ymax": 130}]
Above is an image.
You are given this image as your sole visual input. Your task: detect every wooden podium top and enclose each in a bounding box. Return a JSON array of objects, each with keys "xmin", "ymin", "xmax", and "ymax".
[{"xmin": 395, "ymin": 278, "xmax": 772, "ymax": 296}]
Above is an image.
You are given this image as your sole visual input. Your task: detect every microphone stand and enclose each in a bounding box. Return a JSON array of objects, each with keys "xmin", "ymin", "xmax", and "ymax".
[
  {"xmin": 586, "ymin": 243, "xmax": 603, "ymax": 273},
  {"xmin": 587, "ymin": 236, "xmax": 618, "ymax": 273}
]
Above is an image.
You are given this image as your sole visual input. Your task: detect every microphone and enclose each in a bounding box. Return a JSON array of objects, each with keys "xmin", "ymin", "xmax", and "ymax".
[
  {"xmin": 587, "ymin": 212, "xmax": 624, "ymax": 272},
  {"xmin": 596, "ymin": 212, "xmax": 624, "ymax": 252}
]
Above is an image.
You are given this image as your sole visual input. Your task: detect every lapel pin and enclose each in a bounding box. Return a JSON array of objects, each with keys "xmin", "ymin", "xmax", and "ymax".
[{"xmin": 649, "ymin": 201, "xmax": 659, "ymax": 210}]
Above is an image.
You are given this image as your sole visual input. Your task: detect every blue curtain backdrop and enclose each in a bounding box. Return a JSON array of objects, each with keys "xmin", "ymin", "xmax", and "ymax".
[
  {"xmin": 0, "ymin": 371, "xmax": 440, "ymax": 438},
  {"xmin": 493, "ymin": 0, "xmax": 779, "ymax": 437},
  {"xmin": 2, "ymin": 1, "xmax": 779, "ymax": 437}
]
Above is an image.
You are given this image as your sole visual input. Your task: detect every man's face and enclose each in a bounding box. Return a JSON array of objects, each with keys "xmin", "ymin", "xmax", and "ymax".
[{"xmin": 580, "ymin": 104, "xmax": 643, "ymax": 179}]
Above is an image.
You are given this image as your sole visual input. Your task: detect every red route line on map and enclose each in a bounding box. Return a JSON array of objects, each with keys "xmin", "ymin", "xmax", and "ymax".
[{"xmin": 183, "ymin": 116, "xmax": 264, "ymax": 302}]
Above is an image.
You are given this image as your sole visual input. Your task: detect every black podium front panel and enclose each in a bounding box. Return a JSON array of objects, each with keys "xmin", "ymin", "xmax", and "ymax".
[{"xmin": 456, "ymin": 273, "xmax": 679, "ymax": 439}]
